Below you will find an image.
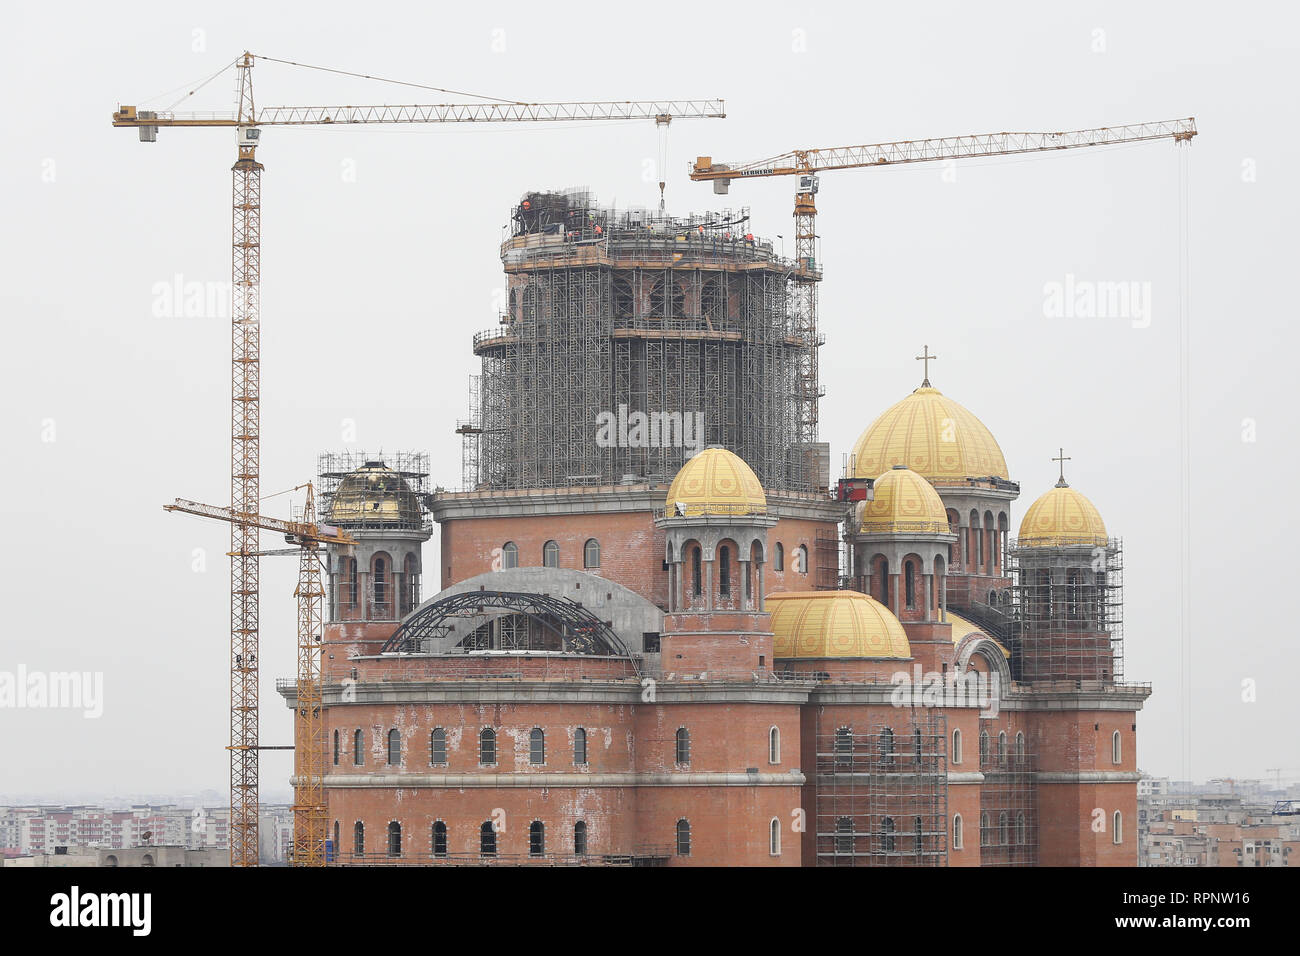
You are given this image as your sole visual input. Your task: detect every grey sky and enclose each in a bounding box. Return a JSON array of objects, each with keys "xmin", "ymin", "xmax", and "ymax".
[{"xmin": 2, "ymin": 0, "xmax": 1296, "ymax": 797}]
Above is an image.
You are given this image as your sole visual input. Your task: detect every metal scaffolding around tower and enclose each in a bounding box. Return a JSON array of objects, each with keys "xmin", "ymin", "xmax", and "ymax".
[
  {"xmin": 977, "ymin": 726, "xmax": 1038, "ymax": 866},
  {"xmin": 815, "ymin": 715, "xmax": 948, "ymax": 866}
]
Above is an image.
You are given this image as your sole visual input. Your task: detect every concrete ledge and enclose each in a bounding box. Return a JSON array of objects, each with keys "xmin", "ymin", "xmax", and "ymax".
[
  {"xmin": 316, "ymin": 771, "xmax": 807, "ymax": 788},
  {"xmin": 1036, "ymin": 771, "xmax": 1143, "ymax": 784}
]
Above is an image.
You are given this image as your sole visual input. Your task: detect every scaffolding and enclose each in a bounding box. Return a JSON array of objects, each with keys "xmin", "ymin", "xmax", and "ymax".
[
  {"xmin": 978, "ymin": 726, "xmax": 1038, "ymax": 866},
  {"xmin": 316, "ymin": 450, "xmax": 432, "ymax": 534},
  {"xmin": 815, "ymin": 715, "xmax": 948, "ymax": 866},
  {"xmin": 465, "ymin": 189, "xmax": 819, "ymax": 493},
  {"xmin": 1007, "ymin": 537, "xmax": 1124, "ymax": 683}
]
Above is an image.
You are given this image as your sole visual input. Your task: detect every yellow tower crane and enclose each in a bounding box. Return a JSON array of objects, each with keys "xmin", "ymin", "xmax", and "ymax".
[
  {"xmin": 117, "ymin": 52, "xmax": 726, "ymax": 866},
  {"xmin": 165, "ymin": 485, "xmax": 356, "ymax": 867},
  {"xmin": 690, "ymin": 118, "xmax": 1197, "ymax": 458}
]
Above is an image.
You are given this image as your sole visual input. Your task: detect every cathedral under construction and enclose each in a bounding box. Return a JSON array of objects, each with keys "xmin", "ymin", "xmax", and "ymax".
[{"xmin": 281, "ymin": 189, "xmax": 1146, "ymax": 866}]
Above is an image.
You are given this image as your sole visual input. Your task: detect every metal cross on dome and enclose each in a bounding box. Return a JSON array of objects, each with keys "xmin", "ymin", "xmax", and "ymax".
[
  {"xmin": 916, "ymin": 345, "xmax": 937, "ymax": 386},
  {"xmin": 1053, "ymin": 447, "xmax": 1072, "ymax": 487}
]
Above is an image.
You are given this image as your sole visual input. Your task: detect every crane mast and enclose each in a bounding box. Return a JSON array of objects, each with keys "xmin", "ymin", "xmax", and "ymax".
[
  {"xmin": 120, "ymin": 51, "xmax": 724, "ymax": 867},
  {"xmin": 691, "ymin": 118, "xmax": 1197, "ymax": 474}
]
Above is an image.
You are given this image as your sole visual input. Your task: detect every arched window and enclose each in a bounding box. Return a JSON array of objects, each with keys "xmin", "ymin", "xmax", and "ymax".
[
  {"xmin": 980, "ymin": 812, "xmax": 989, "ymax": 846},
  {"xmin": 914, "ymin": 816, "xmax": 924, "ymax": 856},
  {"xmin": 353, "ymin": 729, "xmax": 364, "ymax": 766},
  {"xmin": 501, "ymin": 541, "xmax": 518, "ymax": 570},
  {"xmin": 774, "ymin": 542, "xmax": 784, "ymax": 571},
  {"xmin": 480, "ymin": 821, "xmax": 497, "ymax": 857},
  {"xmin": 675, "ymin": 819, "xmax": 691, "ymax": 856},
  {"xmin": 999, "ymin": 812, "xmax": 1009, "ymax": 847},
  {"xmin": 1113, "ymin": 811, "xmax": 1123, "ymax": 844},
  {"xmin": 718, "ymin": 545, "xmax": 731, "ymax": 597},
  {"xmin": 373, "ymin": 556, "xmax": 389, "ymax": 611},
  {"xmin": 913, "ymin": 726, "xmax": 924, "ymax": 763},
  {"xmin": 332, "ymin": 821, "xmax": 339, "ymax": 859},
  {"xmin": 574, "ymin": 821, "xmax": 588, "ymax": 856},
  {"xmin": 584, "ymin": 538, "xmax": 600, "ymax": 569},
  {"xmin": 836, "ymin": 816, "xmax": 854, "ymax": 854},
  {"xmin": 770, "ymin": 818, "xmax": 781, "ymax": 856},
  {"xmin": 881, "ymin": 817, "xmax": 895, "ymax": 854},
  {"xmin": 952, "ymin": 728, "xmax": 963, "ymax": 765},
  {"xmin": 835, "ymin": 726, "xmax": 853, "ymax": 769},
  {"xmin": 430, "ymin": 727, "xmax": 447, "ymax": 765},
  {"xmin": 691, "ymin": 546, "xmax": 702, "ymax": 596},
  {"xmin": 529, "ymin": 727, "xmax": 546, "ymax": 765},
  {"xmin": 797, "ymin": 544, "xmax": 809, "ymax": 574},
  {"xmin": 675, "ymin": 727, "xmax": 691, "ymax": 765},
  {"xmin": 997, "ymin": 731, "xmax": 1007, "ymax": 765},
  {"xmin": 543, "ymin": 540, "xmax": 559, "ymax": 568},
  {"xmin": 346, "ymin": 557, "xmax": 358, "ymax": 608},
  {"xmin": 1016, "ymin": 812, "xmax": 1026, "ymax": 845},
  {"xmin": 432, "ymin": 821, "xmax": 448, "ymax": 857},
  {"xmin": 904, "ymin": 561, "xmax": 916, "ymax": 608},
  {"xmin": 769, "ymin": 726, "xmax": 780, "ymax": 764},
  {"xmin": 387, "ymin": 821, "xmax": 402, "ymax": 857},
  {"xmin": 401, "ymin": 553, "xmax": 419, "ymax": 616},
  {"xmin": 529, "ymin": 820, "xmax": 545, "ymax": 857},
  {"xmin": 978, "ymin": 730, "xmax": 989, "ymax": 764},
  {"xmin": 875, "ymin": 557, "xmax": 890, "ymax": 604},
  {"xmin": 1112, "ymin": 730, "xmax": 1122, "ymax": 764},
  {"xmin": 573, "ymin": 727, "xmax": 587, "ymax": 766},
  {"xmin": 953, "ymin": 814, "xmax": 963, "ymax": 850},
  {"xmin": 387, "ymin": 728, "xmax": 401, "ymax": 766},
  {"xmin": 333, "ymin": 729, "xmax": 340, "ymax": 766},
  {"xmin": 1016, "ymin": 731, "xmax": 1025, "ymax": 760},
  {"xmin": 479, "ymin": 728, "xmax": 497, "ymax": 766},
  {"xmin": 353, "ymin": 821, "xmax": 365, "ymax": 857},
  {"xmin": 879, "ymin": 727, "xmax": 895, "ymax": 766}
]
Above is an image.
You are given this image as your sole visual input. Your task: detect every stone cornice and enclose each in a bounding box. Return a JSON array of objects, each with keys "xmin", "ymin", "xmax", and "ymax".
[{"xmin": 318, "ymin": 771, "xmax": 806, "ymax": 788}]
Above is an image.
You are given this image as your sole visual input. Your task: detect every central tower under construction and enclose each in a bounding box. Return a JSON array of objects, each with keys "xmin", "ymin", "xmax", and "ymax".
[{"xmin": 460, "ymin": 190, "xmax": 826, "ymax": 493}]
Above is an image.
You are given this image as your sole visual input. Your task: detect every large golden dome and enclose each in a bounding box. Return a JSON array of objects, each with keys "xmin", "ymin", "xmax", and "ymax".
[
  {"xmin": 768, "ymin": 590, "xmax": 911, "ymax": 659},
  {"xmin": 328, "ymin": 461, "xmax": 423, "ymax": 528},
  {"xmin": 665, "ymin": 447, "xmax": 766, "ymax": 517},
  {"xmin": 850, "ymin": 385, "xmax": 1009, "ymax": 482},
  {"xmin": 857, "ymin": 465, "xmax": 951, "ymax": 534},
  {"xmin": 1017, "ymin": 482, "xmax": 1107, "ymax": 547}
]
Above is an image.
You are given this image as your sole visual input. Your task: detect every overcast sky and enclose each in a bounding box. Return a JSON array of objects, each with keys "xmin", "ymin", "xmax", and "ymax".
[{"xmin": 2, "ymin": 1, "xmax": 1296, "ymax": 799}]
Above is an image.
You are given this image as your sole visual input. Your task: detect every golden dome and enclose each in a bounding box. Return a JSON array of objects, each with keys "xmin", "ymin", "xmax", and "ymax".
[
  {"xmin": 857, "ymin": 465, "xmax": 951, "ymax": 534},
  {"xmin": 850, "ymin": 386, "xmax": 1008, "ymax": 482},
  {"xmin": 1017, "ymin": 482, "xmax": 1107, "ymax": 547},
  {"xmin": 665, "ymin": 447, "xmax": 766, "ymax": 517},
  {"xmin": 328, "ymin": 461, "xmax": 423, "ymax": 528},
  {"xmin": 768, "ymin": 590, "xmax": 911, "ymax": 660}
]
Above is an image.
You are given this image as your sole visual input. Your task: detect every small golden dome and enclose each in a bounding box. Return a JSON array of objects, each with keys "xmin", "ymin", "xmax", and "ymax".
[
  {"xmin": 850, "ymin": 385, "xmax": 1009, "ymax": 482},
  {"xmin": 665, "ymin": 447, "xmax": 766, "ymax": 517},
  {"xmin": 328, "ymin": 461, "xmax": 423, "ymax": 528},
  {"xmin": 768, "ymin": 590, "xmax": 911, "ymax": 659},
  {"xmin": 858, "ymin": 465, "xmax": 951, "ymax": 534},
  {"xmin": 1017, "ymin": 482, "xmax": 1107, "ymax": 547}
]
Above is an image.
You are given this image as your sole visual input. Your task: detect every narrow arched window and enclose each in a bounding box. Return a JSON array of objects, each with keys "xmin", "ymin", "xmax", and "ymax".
[
  {"xmin": 1016, "ymin": 812, "xmax": 1026, "ymax": 845},
  {"xmin": 718, "ymin": 545, "xmax": 731, "ymax": 597},
  {"xmin": 530, "ymin": 727, "xmax": 546, "ymax": 765},
  {"xmin": 952, "ymin": 729, "xmax": 963, "ymax": 765},
  {"xmin": 430, "ymin": 727, "xmax": 447, "ymax": 765},
  {"xmin": 691, "ymin": 546, "xmax": 702, "ymax": 596},
  {"xmin": 769, "ymin": 726, "xmax": 780, "ymax": 764},
  {"xmin": 905, "ymin": 561, "xmax": 916, "ymax": 608},
  {"xmin": 881, "ymin": 817, "xmax": 895, "ymax": 854},
  {"xmin": 978, "ymin": 730, "xmax": 989, "ymax": 764},
  {"xmin": 501, "ymin": 541, "xmax": 518, "ymax": 569},
  {"xmin": 1016, "ymin": 731, "xmax": 1026, "ymax": 760},
  {"xmin": 432, "ymin": 821, "xmax": 448, "ymax": 857},
  {"xmin": 347, "ymin": 557, "xmax": 358, "ymax": 608},
  {"xmin": 835, "ymin": 726, "xmax": 853, "ymax": 769},
  {"xmin": 797, "ymin": 544, "xmax": 809, "ymax": 574},
  {"xmin": 774, "ymin": 542, "xmax": 784, "ymax": 571},
  {"xmin": 333, "ymin": 729, "xmax": 340, "ymax": 766},
  {"xmin": 353, "ymin": 729, "xmax": 364, "ymax": 766},
  {"xmin": 387, "ymin": 728, "xmax": 400, "ymax": 766},
  {"xmin": 584, "ymin": 538, "xmax": 600, "ymax": 569},
  {"xmin": 353, "ymin": 821, "xmax": 364, "ymax": 857},
  {"xmin": 980, "ymin": 812, "xmax": 989, "ymax": 846},
  {"xmin": 543, "ymin": 540, "xmax": 559, "ymax": 568},
  {"xmin": 676, "ymin": 819, "xmax": 691, "ymax": 856},
  {"xmin": 836, "ymin": 816, "xmax": 853, "ymax": 855},
  {"xmin": 914, "ymin": 816, "xmax": 924, "ymax": 856},
  {"xmin": 573, "ymin": 727, "xmax": 587, "ymax": 766},
  {"xmin": 332, "ymin": 821, "xmax": 339, "ymax": 859},
  {"xmin": 999, "ymin": 812, "xmax": 1009, "ymax": 847},
  {"xmin": 574, "ymin": 821, "xmax": 587, "ymax": 856},
  {"xmin": 1112, "ymin": 730, "xmax": 1122, "ymax": 765},
  {"xmin": 953, "ymin": 814, "xmax": 963, "ymax": 850},
  {"xmin": 879, "ymin": 727, "xmax": 894, "ymax": 766},
  {"xmin": 770, "ymin": 818, "xmax": 781, "ymax": 856},
  {"xmin": 997, "ymin": 731, "xmax": 1007, "ymax": 765},
  {"xmin": 373, "ymin": 556, "xmax": 388, "ymax": 611},
  {"xmin": 480, "ymin": 821, "xmax": 497, "ymax": 857},
  {"xmin": 675, "ymin": 727, "xmax": 691, "ymax": 765},
  {"xmin": 1113, "ymin": 811, "xmax": 1123, "ymax": 844},
  {"xmin": 876, "ymin": 557, "xmax": 890, "ymax": 604},
  {"xmin": 529, "ymin": 820, "xmax": 545, "ymax": 857},
  {"xmin": 479, "ymin": 728, "xmax": 497, "ymax": 766},
  {"xmin": 387, "ymin": 821, "xmax": 402, "ymax": 857}
]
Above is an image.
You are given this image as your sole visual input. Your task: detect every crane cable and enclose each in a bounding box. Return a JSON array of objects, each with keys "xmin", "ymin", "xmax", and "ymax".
[{"xmin": 253, "ymin": 54, "xmax": 525, "ymax": 105}]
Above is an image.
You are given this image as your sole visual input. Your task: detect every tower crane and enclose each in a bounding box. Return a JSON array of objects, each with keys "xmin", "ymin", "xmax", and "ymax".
[
  {"xmin": 116, "ymin": 51, "xmax": 725, "ymax": 867},
  {"xmin": 165, "ymin": 485, "xmax": 356, "ymax": 867},
  {"xmin": 689, "ymin": 118, "xmax": 1198, "ymax": 466}
]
